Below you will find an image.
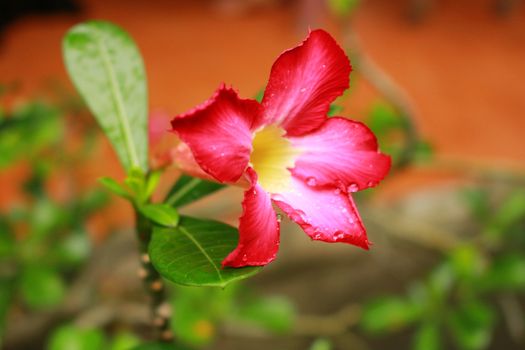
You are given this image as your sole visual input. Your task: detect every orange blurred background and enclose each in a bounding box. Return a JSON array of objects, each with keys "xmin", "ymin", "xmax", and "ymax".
[{"xmin": 1, "ymin": 0, "xmax": 524, "ymax": 238}]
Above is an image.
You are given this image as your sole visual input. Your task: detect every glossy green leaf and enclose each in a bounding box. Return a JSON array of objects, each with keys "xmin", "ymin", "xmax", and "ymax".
[
  {"xmin": 360, "ymin": 297, "xmax": 422, "ymax": 334},
  {"xmin": 165, "ymin": 176, "xmax": 224, "ymax": 208},
  {"xmin": 47, "ymin": 324, "xmax": 106, "ymax": 350},
  {"xmin": 20, "ymin": 266, "xmax": 65, "ymax": 309},
  {"xmin": 149, "ymin": 216, "xmax": 260, "ymax": 287},
  {"xmin": 63, "ymin": 21, "xmax": 148, "ymax": 172},
  {"xmin": 413, "ymin": 322, "xmax": 442, "ymax": 350},
  {"xmin": 140, "ymin": 204, "xmax": 180, "ymax": 228}
]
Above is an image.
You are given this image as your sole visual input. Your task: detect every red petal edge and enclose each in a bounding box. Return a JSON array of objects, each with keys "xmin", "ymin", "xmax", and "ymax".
[
  {"xmin": 272, "ymin": 176, "xmax": 370, "ymax": 250},
  {"xmin": 261, "ymin": 29, "xmax": 351, "ymax": 136},
  {"xmin": 171, "ymin": 84, "xmax": 262, "ymax": 183}
]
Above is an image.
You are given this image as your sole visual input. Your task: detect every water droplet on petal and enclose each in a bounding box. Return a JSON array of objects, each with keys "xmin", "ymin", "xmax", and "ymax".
[
  {"xmin": 276, "ymin": 213, "xmax": 282, "ymax": 222},
  {"xmin": 367, "ymin": 181, "xmax": 375, "ymax": 187},
  {"xmin": 242, "ymin": 254, "xmax": 248, "ymax": 262},
  {"xmin": 306, "ymin": 177, "xmax": 317, "ymax": 186},
  {"xmin": 348, "ymin": 183, "xmax": 359, "ymax": 192},
  {"xmin": 300, "ymin": 87, "xmax": 306, "ymax": 93},
  {"xmin": 334, "ymin": 188, "xmax": 341, "ymax": 195}
]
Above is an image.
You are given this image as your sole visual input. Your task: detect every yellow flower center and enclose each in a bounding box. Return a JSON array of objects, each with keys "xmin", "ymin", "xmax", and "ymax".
[{"xmin": 250, "ymin": 126, "xmax": 301, "ymax": 193}]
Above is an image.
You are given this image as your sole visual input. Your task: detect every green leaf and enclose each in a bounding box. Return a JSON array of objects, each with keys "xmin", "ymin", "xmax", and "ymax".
[
  {"xmin": 47, "ymin": 324, "xmax": 106, "ymax": 350},
  {"xmin": 140, "ymin": 204, "xmax": 180, "ymax": 228},
  {"xmin": 254, "ymin": 89, "xmax": 265, "ymax": 103},
  {"xmin": 310, "ymin": 338, "xmax": 333, "ymax": 350},
  {"xmin": 54, "ymin": 230, "xmax": 91, "ymax": 267},
  {"xmin": 63, "ymin": 21, "xmax": 148, "ymax": 172},
  {"xmin": 170, "ymin": 285, "xmax": 224, "ymax": 346},
  {"xmin": 235, "ymin": 295, "xmax": 295, "ymax": 334},
  {"xmin": 327, "ymin": 104, "xmax": 343, "ymax": 117},
  {"xmin": 413, "ymin": 322, "xmax": 442, "ymax": 350},
  {"xmin": 360, "ymin": 297, "xmax": 422, "ymax": 334},
  {"xmin": 131, "ymin": 343, "xmax": 190, "ymax": 350},
  {"xmin": 109, "ymin": 332, "xmax": 140, "ymax": 350},
  {"xmin": 327, "ymin": 0, "xmax": 360, "ymax": 17},
  {"xmin": 21, "ymin": 265, "xmax": 65, "ymax": 309},
  {"xmin": 480, "ymin": 253, "xmax": 525, "ymax": 292},
  {"xmin": 149, "ymin": 216, "xmax": 260, "ymax": 287},
  {"xmin": 449, "ymin": 245, "xmax": 486, "ymax": 280},
  {"xmin": 367, "ymin": 102, "xmax": 403, "ymax": 137},
  {"xmin": 99, "ymin": 177, "xmax": 131, "ymax": 199},
  {"xmin": 0, "ymin": 278, "xmax": 14, "ymax": 346},
  {"xmin": 165, "ymin": 175, "xmax": 224, "ymax": 208},
  {"xmin": 448, "ymin": 300, "xmax": 494, "ymax": 350},
  {"xmin": 485, "ymin": 191, "xmax": 525, "ymax": 239}
]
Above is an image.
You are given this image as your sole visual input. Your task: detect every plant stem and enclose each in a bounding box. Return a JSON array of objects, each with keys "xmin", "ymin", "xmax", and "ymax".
[{"xmin": 135, "ymin": 209, "xmax": 173, "ymax": 342}]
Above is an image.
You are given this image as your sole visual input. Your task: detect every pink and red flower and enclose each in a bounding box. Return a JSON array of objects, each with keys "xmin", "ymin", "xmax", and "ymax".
[{"xmin": 171, "ymin": 29, "xmax": 391, "ymax": 267}]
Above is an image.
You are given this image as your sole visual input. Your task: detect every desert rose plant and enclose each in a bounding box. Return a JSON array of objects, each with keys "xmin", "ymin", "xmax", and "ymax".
[{"xmin": 62, "ymin": 21, "xmax": 389, "ymax": 345}]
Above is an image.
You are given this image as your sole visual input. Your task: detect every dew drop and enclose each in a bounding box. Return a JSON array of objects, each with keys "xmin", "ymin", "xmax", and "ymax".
[
  {"xmin": 220, "ymin": 152, "xmax": 225, "ymax": 157},
  {"xmin": 300, "ymin": 87, "xmax": 307, "ymax": 93},
  {"xmin": 306, "ymin": 177, "xmax": 317, "ymax": 186},
  {"xmin": 333, "ymin": 188, "xmax": 341, "ymax": 195},
  {"xmin": 367, "ymin": 181, "xmax": 375, "ymax": 187},
  {"xmin": 276, "ymin": 213, "xmax": 282, "ymax": 222},
  {"xmin": 348, "ymin": 183, "xmax": 359, "ymax": 192},
  {"xmin": 242, "ymin": 254, "xmax": 248, "ymax": 262}
]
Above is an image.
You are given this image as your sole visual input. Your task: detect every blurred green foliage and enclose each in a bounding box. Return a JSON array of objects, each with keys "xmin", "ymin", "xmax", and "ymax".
[
  {"xmin": 0, "ymin": 96, "xmax": 108, "ymax": 347},
  {"xmin": 360, "ymin": 189, "xmax": 525, "ymax": 349},
  {"xmin": 169, "ymin": 282, "xmax": 295, "ymax": 347},
  {"xmin": 47, "ymin": 324, "xmax": 142, "ymax": 350},
  {"xmin": 367, "ymin": 101, "xmax": 433, "ymax": 167}
]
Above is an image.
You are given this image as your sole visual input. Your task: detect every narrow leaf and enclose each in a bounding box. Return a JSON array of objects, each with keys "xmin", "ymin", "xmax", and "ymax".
[
  {"xmin": 98, "ymin": 177, "xmax": 131, "ymax": 199},
  {"xmin": 140, "ymin": 204, "xmax": 180, "ymax": 228},
  {"xmin": 165, "ymin": 175, "xmax": 224, "ymax": 208},
  {"xmin": 63, "ymin": 21, "xmax": 148, "ymax": 172},
  {"xmin": 149, "ymin": 216, "xmax": 260, "ymax": 287}
]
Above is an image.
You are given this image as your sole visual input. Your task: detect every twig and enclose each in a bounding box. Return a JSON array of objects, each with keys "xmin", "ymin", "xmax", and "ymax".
[
  {"xmin": 340, "ymin": 20, "xmax": 421, "ymax": 171},
  {"xmin": 498, "ymin": 294, "xmax": 525, "ymax": 344}
]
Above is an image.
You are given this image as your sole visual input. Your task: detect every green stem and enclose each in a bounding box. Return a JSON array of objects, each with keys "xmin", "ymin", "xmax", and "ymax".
[{"xmin": 135, "ymin": 209, "xmax": 173, "ymax": 342}]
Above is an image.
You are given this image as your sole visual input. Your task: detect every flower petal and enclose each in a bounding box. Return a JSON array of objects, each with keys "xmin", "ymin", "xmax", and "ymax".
[
  {"xmin": 290, "ymin": 117, "xmax": 391, "ymax": 192},
  {"xmin": 272, "ymin": 176, "xmax": 369, "ymax": 249},
  {"xmin": 222, "ymin": 168, "xmax": 280, "ymax": 267},
  {"xmin": 261, "ymin": 29, "xmax": 351, "ymax": 136},
  {"xmin": 169, "ymin": 143, "xmax": 216, "ymax": 180},
  {"xmin": 171, "ymin": 85, "xmax": 262, "ymax": 183}
]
